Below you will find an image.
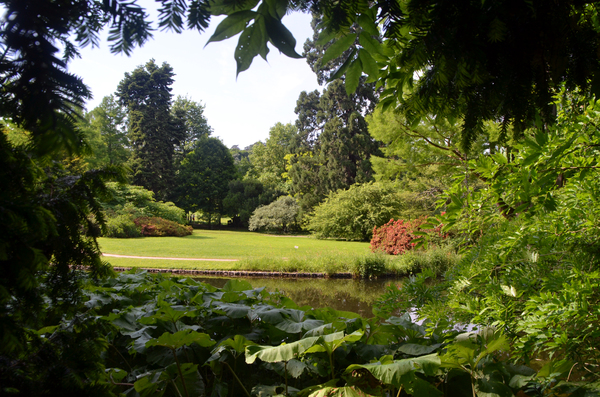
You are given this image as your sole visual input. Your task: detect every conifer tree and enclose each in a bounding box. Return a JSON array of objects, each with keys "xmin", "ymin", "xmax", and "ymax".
[{"xmin": 116, "ymin": 60, "xmax": 185, "ymax": 201}]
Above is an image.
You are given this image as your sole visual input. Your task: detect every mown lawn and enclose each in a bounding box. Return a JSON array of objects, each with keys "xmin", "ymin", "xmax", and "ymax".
[{"xmin": 99, "ymin": 230, "xmax": 372, "ymax": 271}]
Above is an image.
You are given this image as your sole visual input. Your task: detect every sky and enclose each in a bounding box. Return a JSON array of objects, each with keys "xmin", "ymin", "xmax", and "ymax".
[{"xmin": 68, "ymin": 5, "xmax": 322, "ymax": 149}]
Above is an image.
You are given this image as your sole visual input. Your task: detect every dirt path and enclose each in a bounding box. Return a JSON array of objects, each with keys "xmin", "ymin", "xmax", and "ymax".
[{"xmin": 102, "ymin": 253, "xmax": 239, "ymax": 262}]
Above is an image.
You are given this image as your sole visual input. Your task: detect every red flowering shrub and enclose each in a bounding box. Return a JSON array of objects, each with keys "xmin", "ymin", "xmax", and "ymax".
[
  {"xmin": 133, "ymin": 216, "xmax": 193, "ymax": 237},
  {"xmin": 370, "ymin": 218, "xmax": 426, "ymax": 255}
]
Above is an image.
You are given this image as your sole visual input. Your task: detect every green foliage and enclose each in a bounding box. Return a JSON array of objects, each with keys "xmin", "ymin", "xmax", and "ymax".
[
  {"xmin": 102, "ymin": 182, "xmax": 186, "ymax": 224},
  {"xmin": 175, "ymin": 136, "xmax": 236, "ymax": 226},
  {"xmin": 351, "ymin": 254, "xmax": 387, "ymax": 279},
  {"xmin": 366, "ymin": 107, "xmax": 463, "ymax": 183},
  {"xmin": 249, "ymin": 196, "xmax": 301, "ymax": 233},
  {"xmin": 171, "ymin": 95, "xmax": 213, "ymax": 159},
  {"xmin": 223, "ymin": 179, "xmax": 283, "ymax": 227},
  {"xmin": 307, "ymin": 182, "xmax": 404, "ymax": 241},
  {"xmin": 248, "ymin": 122, "xmax": 297, "ymax": 191},
  {"xmin": 5, "ymin": 270, "xmax": 586, "ymax": 396},
  {"xmin": 0, "ymin": 133, "xmax": 124, "ymax": 393},
  {"xmin": 388, "ymin": 245, "xmax": 461, "ymax": 277},
  {"xmin": 105, "ymin": 214, "xmax": 142, "ymax": 238},
  {"xmin": 79, "ymin": 95, "xmax": 130, "ymax": 169},
  {"xmin": 393, "ymin": 95, "xmax": 600, "ymax": 378}
]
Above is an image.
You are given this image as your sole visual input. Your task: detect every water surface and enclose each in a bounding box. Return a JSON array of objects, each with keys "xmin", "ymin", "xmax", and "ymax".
[{"xmin": 194, "ymin": 276, "xmax": 397, "ymax": 318}]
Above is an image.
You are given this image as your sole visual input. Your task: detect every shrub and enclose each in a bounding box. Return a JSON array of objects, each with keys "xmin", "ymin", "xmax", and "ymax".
[
  {"xmin": 306, "ymin": 182, "xmax": 405, "ymax": 241},
  {"xmin": 105, "ymin": 215, "xmax": 142, "ymax": 238},
  {"xmin": 133, "ymin": 217, "xmax": 193, "ymax": 237},
  {"xmin": 102, "ymin": 183, "xmax": 186, "ymax": 224},
  {"xmin": 387, "ymin": 245, "xmax": 460, "ymax": 276},
  {"xmin": 351, "ymin": 254, "xmax": 388, "ymax": 278},
  {"xmin": 370, "ymin": 218, "xmax": 426, "ymax": 255},
  {"xmin": 248, "ymin": 196, "xmax": 301, "ymax": 233}
]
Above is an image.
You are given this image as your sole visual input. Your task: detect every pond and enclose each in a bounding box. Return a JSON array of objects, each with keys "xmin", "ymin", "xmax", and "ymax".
[{"xmin": 194, "ymin": 276, "xmax": 398, "ymax": 318}]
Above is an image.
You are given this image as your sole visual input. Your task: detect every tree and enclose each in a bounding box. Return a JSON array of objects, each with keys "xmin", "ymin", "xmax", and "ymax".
[
  {"xmin": 248, "ymin": 122, "xmax": 297, "ymax": 190},
  {"xmin": 80, "ymin": 95, "xmax": 130, "ymax": 169},
  {"xmin": 229, "ymin": 144, "xmax": 255, "ymax": 178},
  {"xmin": 289, "ymin": 79, "xmax": 381, "ymax": 212},
  {"xmin": 175, "ymin": 136, "xmax": 236, "ymax": 226},
  {"xmin": 171, "ymin": 95, "xmax": 212, "ymax": 159},
  {"xmin": 116, "ymin": 60, "xmax": 184, "ymax": 201}
]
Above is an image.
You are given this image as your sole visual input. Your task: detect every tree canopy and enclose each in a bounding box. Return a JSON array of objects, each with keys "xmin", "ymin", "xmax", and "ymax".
[
  {"xmin": 175, "ymin": 136, "xmax": 236, "ymax": 226},
  {"xmin": 209, "ymin": 0, "xmax": 600, "ymax": 150}
]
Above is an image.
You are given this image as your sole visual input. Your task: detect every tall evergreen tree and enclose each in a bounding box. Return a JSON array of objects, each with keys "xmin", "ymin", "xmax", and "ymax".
[
  {"xmin": 116, "ymin": 60, "xmax": 184, "ymax": 201},
  {"xmin": 288, "ymin": 19, "xmax": 382, "ymax": 212}
]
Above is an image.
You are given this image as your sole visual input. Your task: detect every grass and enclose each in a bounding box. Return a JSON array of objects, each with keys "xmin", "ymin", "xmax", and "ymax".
[
  {"xmin": 99, "ymin": 229, "xmax": 370, "ymax": 260},
  {"xmin": 99, "ymin": 229, "xmax": 459, "ymax": 276}
]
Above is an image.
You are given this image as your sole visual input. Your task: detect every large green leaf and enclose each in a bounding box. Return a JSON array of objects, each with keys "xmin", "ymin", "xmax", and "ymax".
[
  {"xmin": 212, "ymin": 301, "xmax": 251, "ymax": 318},
  {"xmin": 208, "ymin": 0, "xmax": 260, "ymax": 15},
  {"xmin": 303, "ymin": 385, "xmax": 377, "ymax": 397},
  {"xmin": 146, "ymin": 329, "xmax": 216, "ymax": 350},
  {"xmin": 345, "ymin": 58, "xmax": 362, "ymax": 95},
  {"xmin": 306, "ymin": 330, "xmax": 364, "ymax": 355},
  {"xmin": 358, "ymin": 49, "xmax": 379, "ymax": 82},
  {"xmin": 252, "ymin": 384, "xmax": 301, "ymax": 396},
  {"xmin": 275, "ymin": 310, "xmax": 324, "ymax": 333},
  {"xmin": 345, "ymin": 354, "xmax": 441, "ymax": 388},
  {"xmin": 264, "ymin": 15, "xmax": 302, "ymax": 58},
  {"xmin": 396, "ymin": 343, "xmax": 442, "ymax": 357},
  {"xmin": 206, "ymin": 10, "xmax": 257, "ymax": 44},
  {"xmin": 245, "ymin": 336, "xmax": 321, "ymax": 364},
  {"xmin": 321, "ymin": 34, "xmax": 356, "ymax": 66}
]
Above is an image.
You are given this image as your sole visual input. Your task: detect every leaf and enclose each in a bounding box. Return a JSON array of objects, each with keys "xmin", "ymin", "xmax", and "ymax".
[
  {"xmin": 476, "ymin": 378, "xmax": 513, "ymax": 397},
  {"xmin": 358, "ymin": 49, "xmax": 379, "ymax": 82},
  {"xmin": 396, "ymin": 343, "xmax": 442, "ymax": 356},
  {"xmin": 164, "ymin": 362, "xmax": 205, "ymax": 397},
  {"xmin": 219, "ymin": 334, "xmax": 256, "ymax": 354},
  {"xmin": 345, "ymin": 354, "xmax": 441, "ymax": 389},
  {"xmin": 304, "ymin": 385, "xmax": 378, "ymax": 396},
  {"xmin": 329, "ymin": 48, "xmax": 356, "ymax": 81},
  {"xmin": 234, "ymin": 18, "xmax": 269, "ymax": 75},
  {"xmin": 245, "ymin": 336, "xmax": 321, "ymax": 364},
  {"xmin": 264, "ymin": 16, "xmax": 302, "ymax": 58},
  {"xmin": 208, "ymin": 0, "xmax": 260, "ymax": 15},
  {"xmin": 223, "ymin": 279, "xmax": 254, "ymax": 292},
  {"xmin": 252, "ymin": 384, "xmax": 301, "ymax": 396},
  {"xmin": 146, "ymin": 329, "xmax": 216, "ymax": 350},
  {"xmin": 475, "ymin": 334, "xmax": 509, "ymax": 365},
  {"xmin": 321, "ymin": 34, "xmax": 356, "ymax": 66},
  {"xmin": 345, "ymin": 58, "xmax": 362, "ymax": 95},
  {"xmin": 124, "ymin": 325, "xmax": 158, "ymax": 353},
  {"xmin": 400, "ymin": 371, "xmax": 442, "ymax": 396},
  {"xmin": 206, "ymin": 10, "xmax": 256, "ymax": 44},
  {"xmin": 357, "ymin": 14, "xmax": 379, "ymax": 36},
  {"xmin": 212, "ymin": 301, "xmax": 251, "ymax": 318}
]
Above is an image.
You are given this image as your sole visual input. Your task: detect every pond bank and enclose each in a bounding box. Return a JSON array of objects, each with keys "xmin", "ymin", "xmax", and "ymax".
[{"xmin": 111, "ymin": 266, "xmax": 399, "ymax": 279}]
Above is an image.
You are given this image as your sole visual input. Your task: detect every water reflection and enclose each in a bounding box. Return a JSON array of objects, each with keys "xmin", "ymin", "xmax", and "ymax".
[{"xmin": 194, "ymin": 276, "xmax": 398, "ymax": 318}]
